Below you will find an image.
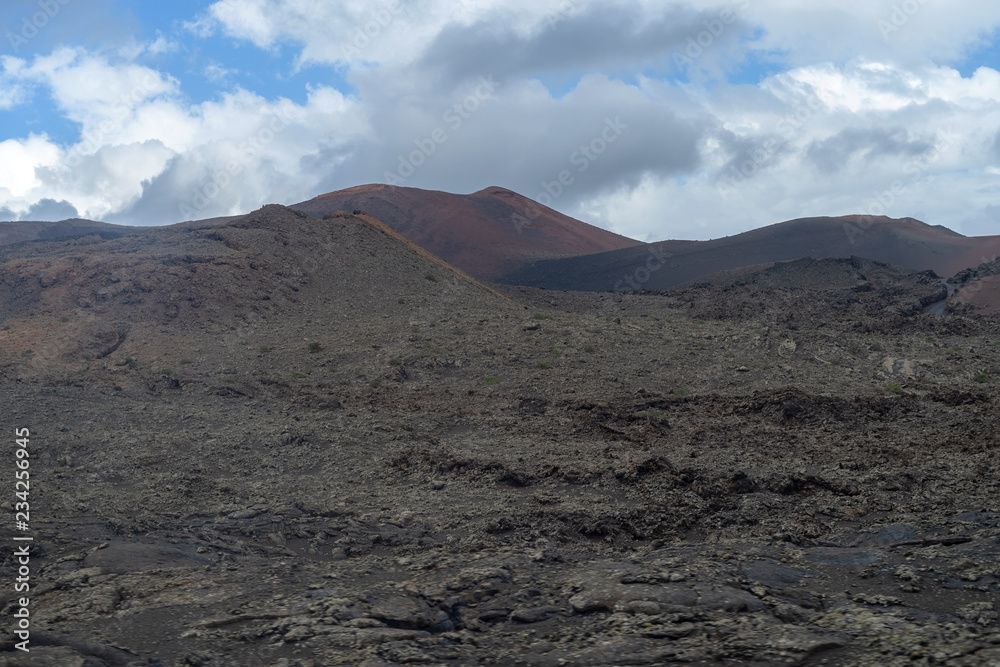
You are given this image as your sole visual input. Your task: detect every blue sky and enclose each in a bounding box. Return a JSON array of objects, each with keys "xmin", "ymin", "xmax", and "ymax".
[{"xmin": 0, "ymin": 0, "xmax": 998, "ymax": 240}]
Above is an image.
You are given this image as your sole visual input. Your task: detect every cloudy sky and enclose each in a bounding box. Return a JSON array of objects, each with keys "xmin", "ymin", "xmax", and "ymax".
[{"xmin": 0, "ymin": 0, "xmax": 998, "ymax": 240}]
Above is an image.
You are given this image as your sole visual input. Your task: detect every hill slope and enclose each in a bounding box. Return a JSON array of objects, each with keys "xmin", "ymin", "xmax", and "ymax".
[
  {"xmin": 291, "ymin": 184, "xmax": 642, "ymax": 280},
  {"xmin": 2, "ymin": 204, "xmax": 1000, "ymax": 664},
  {"xmin": 0, "ymin": 204, "xmax": 512, "ymax": 372},
  {"xmin": 500, "ymin": 215, "xmax": 1000, "ymax": 291},
  {"xmin": 0, "ymin": 218, "xmax": 147, "ymax": 246}
]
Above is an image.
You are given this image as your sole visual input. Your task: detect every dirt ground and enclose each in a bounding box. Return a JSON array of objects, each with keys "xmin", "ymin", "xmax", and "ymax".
[{"xmin": 0, "ymin": 207, "xmax": 998, "ymax": 666}]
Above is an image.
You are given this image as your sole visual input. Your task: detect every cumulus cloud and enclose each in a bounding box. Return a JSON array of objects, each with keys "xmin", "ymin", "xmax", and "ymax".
[
  {"xmin": 21, "ymin": 197, "xmax": 79, "ymax": 221},
  {"xmin": 1, "ymin": 0, "xmax": 999, "ymax": 240}
]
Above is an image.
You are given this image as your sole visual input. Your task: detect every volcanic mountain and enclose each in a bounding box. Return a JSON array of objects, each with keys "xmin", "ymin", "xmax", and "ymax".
[
  {"xmin": 0, "ymin": 204, "xmax": 512, "ymax": 372},
  {"xmin": 0, "ymin": 218, "xmax": 145, "ymax": 246},
  {"xmin": 499, "ymin": 214, "xmax": 1000, "ymax": 292},
  {"xmin": 3, "ymin": 202, "xmax": 1000, "ymax": 664},
  {"xmin": 290, "ymin": 184, "xmax": 642, "ymax": 280}
]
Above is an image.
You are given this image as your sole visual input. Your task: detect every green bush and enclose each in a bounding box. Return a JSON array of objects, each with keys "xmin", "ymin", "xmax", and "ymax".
[
  {"xmin": 975, "ymin": 373, "xmax": 989, "ymax": 384},
  {"xmin": 259, "ymin": 346, "xmax": 271, "ymax": 354},
  {"xmin": 60, "ymin": 316, "xmax": 69, "ymax": 323},
  {"xmin": 584, "ymin": 345, "xmax": 595, "ymax": 353},
  {"xmin": 126, "ymin": 357, "xmax": 139, "ymax": 369},
  {"xmin": 483, "ymin": 376, "xmax": 499, "ymax": 385},
  {"xmin": 158, "ymin": 367, "xmax": 173, "ymax": 376},
  {"xmin": 536, "ymin": 361, "xmax": 553, "ymax": 369},
  {"xmin": 370, "ymin": 380, "xmax": 382, "ymax": 388},
  {"xmin": 308, "ymin": 342, "xmax": 323, "ymax": 353},
  {"xmin": 885, "ymin": 384, "xmax": 903, "ymax": 394},
  {"xmin": 425, "ymin": 272, "xmax": 438, "ymax": 282},
  {"xmin": 389, "ymin": 358, "xmax": 403, "ymax": 366},
  {"xmin": 292, "ymin": 371, "xmax": 309, "ymax": 378}
]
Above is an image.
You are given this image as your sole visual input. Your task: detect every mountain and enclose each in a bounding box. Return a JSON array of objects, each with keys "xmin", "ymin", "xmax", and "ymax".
[
  {"xmin": 0, "ymin": 218, "xmax": 147, "ymax": 246},
  {"xmin": 3, "ymin": 203, "xmax": 1000, "ymax": 665},
  {"xmin": 951, "ymin": 255, "xmax": 1000, "ymax": 315},
  {"xmin": 499, "ymin": 214, "xmax": 1000, "ymax": 291},
  {"xmin": 290, "ymin": 184, "xmax": 642, "ymax": 280},
  {"xmin": 658, "ymin": 256, "xmax": 947, "ymax": 322},
  {"xmin": 0, "ymin": 204, "xmax": 510, "ymax": 371}
]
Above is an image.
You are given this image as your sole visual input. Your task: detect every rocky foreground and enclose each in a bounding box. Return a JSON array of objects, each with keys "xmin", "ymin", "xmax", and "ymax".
[{"xmin": 0, "ymin": 208, "xmax": 998, "ymax": 665}]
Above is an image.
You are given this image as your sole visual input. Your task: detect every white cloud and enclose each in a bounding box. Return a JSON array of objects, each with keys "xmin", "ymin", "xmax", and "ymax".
[
  {"xmin": 0, "ymin": 48, "xmax": 371, "ymax": 223},
  {"xmin": 2, "ymin": 1, "xmax": 1000, "ymax": 242}
]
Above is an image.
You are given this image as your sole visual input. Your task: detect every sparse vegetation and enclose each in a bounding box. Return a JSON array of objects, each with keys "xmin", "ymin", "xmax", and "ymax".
[
  {"xmin": 180, "ymin": 358, "xmax": 194, "ymax": 364},
  {"xmin": 81, "ymin": 353, "xmax": 92, "ymax": 361},
  {"xmin": 674, "ymin": 388, "xmax": 691, "ymax": 396},
  {"xmin": 126, "ymin": 357, "xmax": 139, "ymax": 369},
  {"xmin": 291, "ymin": 371, "xmax": 309, "ymax": 378},
  {"xmin": 308, "ymin": 342, "xmax": 323, "ymax": 353},
  {"xmin": 532, "ymin": 312, "xmax": 549, "ymax": 320},
  {"xmin": 60, "ymin": 316, "xmax": 69, "ymax": 323},
  {"xmin": 925, "ymin": 336, "xmax": 936, "ymax": 343},
  {"xmin": 158, "ymin": 367, "xmax": 173, "ymax": 376},
  {"xmin": 259, "ymin": 346, "xmax": 271, "ymax": 354},
  {"xmin": 21, "ymin": 349, "xmax": 33, "ymax": 358},
  {"xmin": 536, "ymin": 361, "xmax": 553, "ymax": 369},
  {"xmin": 369, "ymin": 380, "xmax": 382, "ymax": 388},
  {"xmin": 389, "ymin": 358, "xmax": 403, "ymax": 366},
  {"xmin": 397, "ymin": 297, "xmax": 407, "ymax": 304},
  {"xmin": 424, "ymin": 272, "xmax": 438, "ymax": 282},
  {"xmin": 452, "ymin": 327, "xmax": 467, "ymax": 336},
  {"xmin": 975, "ymin": 373, "xmax": 989, "ymax": 384},
  {"xmin": 482, "ymin": 376, "xmax": 499, "ymax": 385},
  {"xmin": 219, "ymin": 377, "xmax": 233, "ymax": 383},
  {"xmin": 885, "ymin": 384, "xmax": 903, "ymax": 394},
  {"xmin": 584, "ymin": 344, "xmax": 595, "ymax": 353}
]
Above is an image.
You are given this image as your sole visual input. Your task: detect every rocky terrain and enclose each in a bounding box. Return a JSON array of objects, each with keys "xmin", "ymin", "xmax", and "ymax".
[
  {"xmin": 0, "ymin": 206, "xmax": 999, "ymax": 665},
  {"xmin": 0, "ymin": 219, "xmax": 147, "ymax": 248},
  {"xmin": 500, "ymin": 215, "xmax": 1000, "ymax": 292}
]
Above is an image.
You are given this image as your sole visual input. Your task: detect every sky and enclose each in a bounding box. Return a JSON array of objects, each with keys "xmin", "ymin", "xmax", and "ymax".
[{"xmin": 0, "ymin": 0, "xmax": 998, "ymax": 241}]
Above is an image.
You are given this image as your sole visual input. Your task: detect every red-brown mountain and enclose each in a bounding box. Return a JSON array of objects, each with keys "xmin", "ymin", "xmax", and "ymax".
[
  {"xmin": 499, "ymin": 214, "xmax": 1000, "ymax": 292},
  {"xmin": 290, "ymin": 184, "xmax": 642, "ymax": 280}
]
